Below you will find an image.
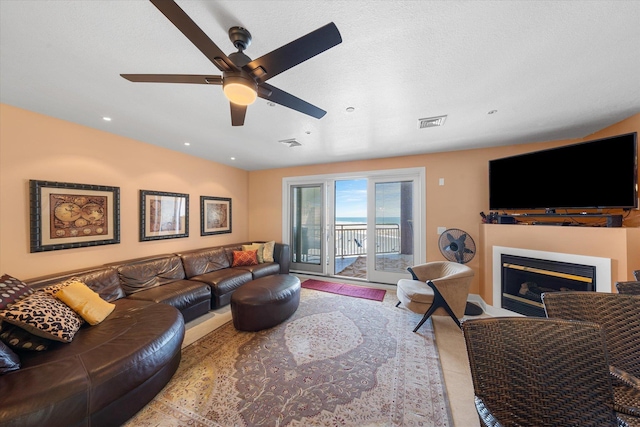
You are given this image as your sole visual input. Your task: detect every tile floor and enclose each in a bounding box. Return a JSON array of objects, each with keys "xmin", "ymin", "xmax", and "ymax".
[{"xmin": 431, "ymin": 315, "xmax": 480, "ymax": 426}]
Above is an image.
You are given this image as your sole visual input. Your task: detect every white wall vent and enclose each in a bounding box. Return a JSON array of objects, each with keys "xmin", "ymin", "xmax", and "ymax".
[
  {"xmin": 418, "ymin": 115, "xmax": 447, "ymax": 129},
  {"xmin": 279, "ymin": 138, "xmax": 302, "ymax": 147}
]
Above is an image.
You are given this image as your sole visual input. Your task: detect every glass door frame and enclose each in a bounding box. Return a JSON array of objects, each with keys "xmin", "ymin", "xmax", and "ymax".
[
  {"xmin": 282, "ymin": 167, "xmax": 426, "ymax": 280},
  {"xmin": 366, "ymin": 175, "xmax": 421, "ymax": 284},
  {"xmin": 288, "ymin": 183, "xmax": 325, "ymax": 274}
]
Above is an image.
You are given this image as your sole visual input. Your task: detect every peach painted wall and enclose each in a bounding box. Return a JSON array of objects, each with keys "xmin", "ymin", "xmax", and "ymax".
[
  {"xmin": 0, "ymin": 104, "xmax": 249, "ymax": 280},
  {"xmin": 2, "ymin": 102, "xmax": 638, "ymax": 296},
  {"xmin": 480, "ymin": 225, "xmax": 640, "ymax": 305},
  {"xmin": 249, "ymin": 113, "xmax": 640, "ymax": 296}
]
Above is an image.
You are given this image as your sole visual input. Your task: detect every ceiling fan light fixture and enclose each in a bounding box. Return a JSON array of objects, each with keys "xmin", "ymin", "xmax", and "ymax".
[{"xmin": 223, "ymin": 74, "xmax": 257, "ymax": 106}]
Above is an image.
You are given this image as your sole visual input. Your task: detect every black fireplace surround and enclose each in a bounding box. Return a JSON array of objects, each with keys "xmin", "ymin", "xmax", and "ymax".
[{"xmin": 501, "ymin": 254, "xmax": 596, "ymax": 317}]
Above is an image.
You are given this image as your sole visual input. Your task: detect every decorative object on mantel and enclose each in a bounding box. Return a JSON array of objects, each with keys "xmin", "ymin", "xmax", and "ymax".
[
  {"xmin": 200, "ymin": 196, "xmax": 231, "ymax": 236},
  {"xmin": 29, "ymin": 180, "xmax": 120, "ymax": 252},
  {"xmin": 139, "ymin": 190, "xmax": 188, "ymax": 241},
  {"xmin": 437, "ymin": 228, "xmax": 483, "ymax": 316}
]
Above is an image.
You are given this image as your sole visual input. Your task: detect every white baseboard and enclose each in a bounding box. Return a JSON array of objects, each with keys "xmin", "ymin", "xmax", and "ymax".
[
  {"xmin": 183, "ymin": 306, "xmax": 232, "ymax": 348},
  {"xmin": 467, "ymin": 294, "xmax": 524, "ymax": 317}
]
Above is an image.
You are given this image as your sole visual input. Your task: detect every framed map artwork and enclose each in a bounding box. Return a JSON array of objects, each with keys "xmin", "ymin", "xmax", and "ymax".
[
  {"xmin": 201, "ymin": 196, "xmax": 231, "ymax": 236},
  {"xmin": 29, "ymin": 180, "xmax": 120, "ymax": 252},
  {"xmin": 140, "ymin": 190, "xmax": 189, "ymax": 241}
]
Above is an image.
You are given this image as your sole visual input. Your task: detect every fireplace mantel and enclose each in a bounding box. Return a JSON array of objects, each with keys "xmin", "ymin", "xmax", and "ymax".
[
  {"xmin": 492, "ymin": 246, "xmax": 610, "ymax": 311},
  {"xmin": 480, "ymin": 224, "xmax": 640, "ymax": 306}
]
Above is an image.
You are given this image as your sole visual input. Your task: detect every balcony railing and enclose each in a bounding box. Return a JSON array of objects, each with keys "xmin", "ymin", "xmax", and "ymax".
[{"xmin": 335, "ymin": 223, "xmax": 400, "ymax": 257}]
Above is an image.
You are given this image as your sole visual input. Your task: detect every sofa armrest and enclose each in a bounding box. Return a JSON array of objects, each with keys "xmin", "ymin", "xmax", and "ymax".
[{"xmin": 273, "ymin": 243, "xmax": 290, "ymax": 274}]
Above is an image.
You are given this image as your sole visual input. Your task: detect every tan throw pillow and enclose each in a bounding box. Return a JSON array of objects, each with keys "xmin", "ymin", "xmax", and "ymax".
[
  {"xmin": 262, "ymin": 241, "xmax": 276, "ymax": 263},
  {"xmin": 0, "ymin": 292, "xmax": 84, "ymax": 343},
  {"xmin": 55, "ymin": 281, "xmax": 115, "ymax": 326},
  {"xmin": 243, "ymin": 243, "xmax": 265, "ymax": 263}
]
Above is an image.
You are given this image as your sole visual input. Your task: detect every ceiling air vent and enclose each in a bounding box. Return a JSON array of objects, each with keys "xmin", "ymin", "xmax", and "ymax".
[
  {"xmin": 279, "ymin": 138, "xmax": 302, "ymax": 147},
  {"xmin": 418, "ymin": 115, "xmax": 447, "ymax": 129}
]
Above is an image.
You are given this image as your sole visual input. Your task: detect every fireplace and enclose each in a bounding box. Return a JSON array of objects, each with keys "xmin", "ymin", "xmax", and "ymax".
[
  {"xmin": 501, "ymin": 254, "xmax": 596, "ymax": 317},
  {"xmin": 492, "ymin": 246, "xmax": 612, "ymax": 315}
]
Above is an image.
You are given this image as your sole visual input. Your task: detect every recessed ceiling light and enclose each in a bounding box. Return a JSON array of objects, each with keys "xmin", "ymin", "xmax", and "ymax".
[
  {"xmin": 346, "ymin": 107, "xmax": 355, "ymax": 113},
  {"xmin": 230, "ymin": 157, "xmax": 236, "ymax": 160},
  {"xmin": 184, "ymin": 142, "xmax": 190, "ymax": 146},
  {"xmin": 102, "ymin": 116, "xmax": 112, "ymax": 121},
  {"xmin": 488, "ymin": 110, "xmax": 498, "ymax": 114},
  {"xmin": 267, "ymin": 102, "xmax": 276, "ymax": 107}
]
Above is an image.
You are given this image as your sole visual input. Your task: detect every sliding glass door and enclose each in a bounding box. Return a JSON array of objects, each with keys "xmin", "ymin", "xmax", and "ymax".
[
  {"xmin": 284, "ymin": 168, "xmax": 424, "ymax": 283},
  {"xmin": 289, "ymin": 184, "xmax": 324, "ymax": 273},
  {"xmin": 367, "ymin": 178, "xmax": 417, "ymax": 283}
]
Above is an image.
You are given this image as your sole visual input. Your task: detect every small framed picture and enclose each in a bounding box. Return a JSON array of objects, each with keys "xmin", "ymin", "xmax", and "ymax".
[
  {"xmin": 140, "ymin": 190, "xmax": 189, "ymax": 241},
  {"xmin": 201, "ymin": 196, "xmax": 232, "ymax": 236},
  {"xmin": 29, "ymin": 180, "xmax": 120, "ymax": 252}
]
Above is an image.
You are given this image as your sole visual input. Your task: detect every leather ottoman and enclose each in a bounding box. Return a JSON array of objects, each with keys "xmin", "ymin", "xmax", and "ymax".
[{"xmin": 230, "ymin": 274, "xmax": 301, "ymax": 331}]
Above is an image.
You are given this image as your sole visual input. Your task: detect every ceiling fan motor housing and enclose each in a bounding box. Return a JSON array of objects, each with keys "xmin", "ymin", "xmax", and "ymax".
[{"xmin": 228, "ymin": 26, "xmax": 252, "ymax": 51}]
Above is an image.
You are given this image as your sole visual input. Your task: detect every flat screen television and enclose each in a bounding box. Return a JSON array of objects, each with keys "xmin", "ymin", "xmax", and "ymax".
[{"xmin": 489, "ymin": 132, "xmax": 638, "ymax": 210}]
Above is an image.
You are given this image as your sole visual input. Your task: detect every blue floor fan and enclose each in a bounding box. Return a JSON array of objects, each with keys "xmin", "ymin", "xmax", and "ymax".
[{"xmin": 438, "ymin": 228, "xmax": 484, "ymax": 316}]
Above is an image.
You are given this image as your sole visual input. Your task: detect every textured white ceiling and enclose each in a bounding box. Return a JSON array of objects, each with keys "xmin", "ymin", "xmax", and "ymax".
[{"xmin": 1, "ymin": 1, "xmax": 639, "ymax": 171}]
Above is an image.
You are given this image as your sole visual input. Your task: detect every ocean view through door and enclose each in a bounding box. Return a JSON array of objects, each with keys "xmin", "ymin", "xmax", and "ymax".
[
  {"xmin": 284, "ymin": 168, "xmax": 424, "ymax": 283},
  {"xmin": 334, "ymin": 179, "xmax": 368, "ymax": 278}
]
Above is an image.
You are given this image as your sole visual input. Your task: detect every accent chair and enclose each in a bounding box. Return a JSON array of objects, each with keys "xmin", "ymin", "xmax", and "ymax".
[{"xmin": 396, "ymin": 261, "xmax": 474, "ymax": 331}]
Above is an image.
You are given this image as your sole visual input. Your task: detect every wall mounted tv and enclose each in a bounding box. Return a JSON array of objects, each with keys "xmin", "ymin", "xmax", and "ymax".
[{"xmin": 489, "ymin": 132, "xmax": 638, "ymax": 210}]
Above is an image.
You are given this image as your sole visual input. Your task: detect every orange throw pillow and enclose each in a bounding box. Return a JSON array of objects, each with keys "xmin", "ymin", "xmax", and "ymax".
[{"xmin": 232, "ymin": 250, "xmax": 258, "ymax": 267}]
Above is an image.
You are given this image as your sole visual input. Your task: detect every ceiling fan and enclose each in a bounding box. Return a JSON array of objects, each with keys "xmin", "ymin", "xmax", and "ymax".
[{"xmin": 121, "ymin": 0, "xmax": 342, "ymax": 126}]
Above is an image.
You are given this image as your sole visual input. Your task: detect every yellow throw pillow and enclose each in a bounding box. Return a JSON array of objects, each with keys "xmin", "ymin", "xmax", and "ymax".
[
  {"xmin": 55, "ymin": 281, "xmax": 115, "ymax": 326},
  {"xmin": 243, "ymin": 243, "xmax": 264, "ymax": 263}
]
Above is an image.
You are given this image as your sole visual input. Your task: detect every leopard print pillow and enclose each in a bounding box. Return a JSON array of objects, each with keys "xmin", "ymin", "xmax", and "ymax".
[{"xmin": 0, "ymin": 291, "xmax": 84, "ymax": 343}]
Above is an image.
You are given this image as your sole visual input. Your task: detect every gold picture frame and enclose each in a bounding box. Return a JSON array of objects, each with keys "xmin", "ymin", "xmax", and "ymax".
[
  {"xmin": 29, "ymin": 180, "xmax": 120, "ymax": 252},
  {"xmin": 201, "ymin": 196, "xmax": 232, "ymax": 236},
  {"xmin": 140, "ymin": 190, "xmax": 189, "ymax": 241}
]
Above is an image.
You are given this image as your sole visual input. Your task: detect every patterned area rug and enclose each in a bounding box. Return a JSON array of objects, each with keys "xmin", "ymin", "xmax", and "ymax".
[
  {"xmin": 125, "ymin": 288, "xmax": 452, "ymax": 427},
  {"xmin": 301, "ymin": 279, "xmax": 386, "ymax": 301}
]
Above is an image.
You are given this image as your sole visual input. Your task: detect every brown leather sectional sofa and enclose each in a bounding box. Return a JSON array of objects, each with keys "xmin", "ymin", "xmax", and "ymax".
[{"xmin": 0, "ymin": 242, "xmax": 290, "ymax": 427}]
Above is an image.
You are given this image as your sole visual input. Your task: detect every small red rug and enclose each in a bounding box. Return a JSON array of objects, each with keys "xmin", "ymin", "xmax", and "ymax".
[{"xmin": 301, "ymin": 279, "xmax": 386, "ymax": 301}]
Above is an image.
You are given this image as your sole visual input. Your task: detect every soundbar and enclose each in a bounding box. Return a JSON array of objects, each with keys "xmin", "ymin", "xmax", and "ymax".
[{"xmin": 495, "ymin": 213, "xmax": 623, "ymax": 227}]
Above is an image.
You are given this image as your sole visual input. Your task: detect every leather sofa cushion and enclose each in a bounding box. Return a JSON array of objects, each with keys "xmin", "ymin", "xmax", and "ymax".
[
  {"xmin": 235, "ymin": 262, "xmax": 281, "ymax": 279},
  {"xmin": 1, "ymin": 299, "xmax": 184, "ymax": 426},
  {"xmin": 180, "ymin": 247, "xmax": 230, "ymax": 278},
  {"xmin": 126, "ymin": 279, "xmax": 211, "ymax": 313},
  {"xmin": 189, "ymin": 268, "xmax": 252, "ymax": 297},
  {"xmin": 117, "ymin": 256, "xmax": 186, "ymax": 295},
  {"xmin": 26, "ymin": 267, "xmax": 125, "ymax": 302}
]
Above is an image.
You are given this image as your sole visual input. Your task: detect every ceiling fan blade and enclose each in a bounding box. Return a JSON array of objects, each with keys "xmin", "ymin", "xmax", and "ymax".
[
  {"xmin": 120, "ymin": 74, "xmax": 222, "ymax": 84},
  {"xmin": 258, "ymin": 83, "xmax": 326, "ymax": 119},
  {"xmin": 243, "ymin": 22, "xmax": 342, "ymax": 83},
  {"xmin": 230, "ymin": 103, "xmax": 247, "ymax": 126},
  {"xmin": 149, "ymin": 0, "xmax": 238, "ymax": 72}
]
